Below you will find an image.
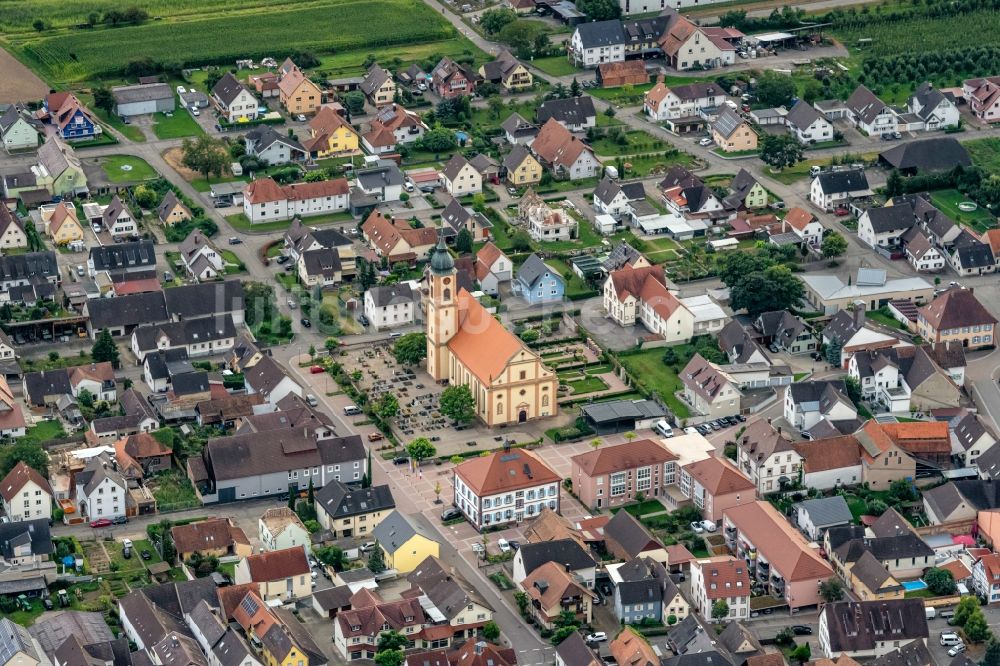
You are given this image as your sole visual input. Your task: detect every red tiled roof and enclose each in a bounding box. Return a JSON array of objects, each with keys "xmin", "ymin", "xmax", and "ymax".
[
  {"xmin": 244, "ymin": 546, "xmax": 310, "ymax": 581},
  {"xmin": 0, "ymin": 460, "xmax": 51, "ymax": 502},
  {"xmin": 454, "ymin": 448, "xmax": 559, "ymax": 496},
  {"xmin": 571, "ymin": 438, "xmax": 676, "ymax": 477},
  {"xmin": 695, "ymin": 555, "xmax": 750, "ymax": 600}
]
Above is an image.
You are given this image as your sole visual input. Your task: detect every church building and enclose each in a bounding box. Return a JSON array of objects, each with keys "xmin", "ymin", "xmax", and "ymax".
[{"xmin": 425, "ymin": 236, "xmax": 558, "ymax": 426}]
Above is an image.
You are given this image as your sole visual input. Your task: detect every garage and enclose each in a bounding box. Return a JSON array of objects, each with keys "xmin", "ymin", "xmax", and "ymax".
[{"xmin": 112, "ymin": 83, "xmax": 175, "ymax": 117}]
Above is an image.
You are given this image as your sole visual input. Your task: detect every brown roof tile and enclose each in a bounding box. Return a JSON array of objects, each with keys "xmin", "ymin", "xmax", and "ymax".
[
  {"xmin": 454, "ymin": 448, "xmax": 559, "ymax": 496},
  {"xmin": 0, "ymin": 461, "xmax": 52, "ymax": 502},
  {"xmin": 571, "ymin": 439, "xmax": 676, "ymax": 477}
]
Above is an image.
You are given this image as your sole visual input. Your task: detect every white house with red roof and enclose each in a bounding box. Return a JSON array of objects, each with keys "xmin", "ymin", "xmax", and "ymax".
[
  {"xmin": 0, "ymin": 461, "xmax": 52, "ymax": 523},
  {"xmin": 690, "ymin": 556, "xmax": 751, "ymax": 622},
  {"xmin": 603, "ymin": 265, "xmax": 694, "ymax": 343},
  {"xmin": 242, "ymin": 177, "xmax": 349, "ymax": 224},
  {"xmin": 963, "ymin": 76, "xmax": 1000, "ymax": 122},
  {"xmin": 972, "ymin": 552, "xmax": 1000, "ymax": 603},
  {"xmin": 453, "ymin": 449, "xmax": 560, "ymax": 530},
  {"xmin": 783, "ymin": 207, "xmax": 824, "ymax": 247}
]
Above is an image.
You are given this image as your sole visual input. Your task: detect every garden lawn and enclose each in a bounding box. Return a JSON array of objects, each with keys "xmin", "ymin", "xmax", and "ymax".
[
  {"xmin": 590, "ymin": 82, "xmax": 656, "ymax": 106},
  {"xmin": 152, "ymin": 111, "xmax": 204, "ymax": 140},
  {"xmin": 100, "ymin": 155, "xmax": 158, "ymax": 183},
  {"xmin": 226, "ymin": 213, "xmax": 295, "ymax": 233},
  {"xmin": 591, "ymin": 130, "xmax": 669, "ymax": 157},
  {"xmin": 617, "ymin": 348, "xmax": 690, "ymax": 419},
  {"xmin": 866, "ymin": 309, "xmax": 905, "ymax": 331},
  {"xmin": 929, "ymin": 189, "xmax": 997, "ymax": 233},
  {"xmin": 543, "ymin": 257, "xmax": 597, "ymax": 298},
  {"xmin": 967, "ymin": 137, "xmax": 1000, "ymax": 172},
  {"xmin": 565, "ymin": 375, "xmax": 608, "ymax": 394},
  {"xmin": 87, "ymin": 103, "xmax": 145, "ymax": 143},
  {"xmin": 614, "ymin": 499, "xmax": 665, "ymax": 517},
  {"xmin": 532, "ymin": 56, "xmax": 584, "ymax": 77},
  {"xmin": 20, "ymin": 420, "xmax": 66, "ymax": 444},
  {"xmin": 150, "ymin": 471, "xmax": 200, "ymax": 510}
]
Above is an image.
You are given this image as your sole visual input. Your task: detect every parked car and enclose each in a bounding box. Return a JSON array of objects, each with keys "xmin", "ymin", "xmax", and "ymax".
[
  {"xmin": 141, "ymin": 550, "xmax": 152, "ymax": 560},
  {"xmin": 287, "ymin": 298, "xmax": 297, "ymax": 309},
  {"xmin": 306, "ymin": 394, "xmax": 319, "ymax": 407},
  {"xmin": 89, "ymin": 519, "xmax": 112, "ymax": 528},
  {"xmin": 309, "ymin": 365, "xmax": 324, "ymax": 374},
  {"xmin": 360, "ymin": 542, "xmax": 376, "ymax": 553},
  {"xmin": 275, "ymin": 255, "xmax": 289, "ymax": 264},
  {"xmin": 586, "ymin": 633, "xmax": 608, "ymax": 643},
  {"xmin": 112, "ymin": 516, "xmax": 128, "ymax": 525},
  {"xmin": 699, "ymin": 137, "xmax": 713, "ymax": 146},
  {"xmin": 811, "ymin": 351, "xmax": 824, "ymax": 361},
  {"xmin": 472, "ymin": 542, "xmax": 485, "ymax": 555},
  {"xmin": 498, "ymin": 538, "xmax": 511, "ymax": 553},
  {"xmin": 394, "ymin": 456, "xmax": 410, "ymax": 466},
  {"xmin": 834, "ymin": 207, "xmax": 851, "ymax": 216},
  {"xmin": 948, "ymin": 644, "xmax": 967, "ymax": 657},
  {"xmin": 300, "ymin": 318, "xmax": 312, "ymax": 328},
  {"xmin": 43, "ymin": 598, "xmax": 54, "ymax": 610},
  {"xmin": 441, "ymin": 507, "xmax": 462, "ymax": 521},
  {"xmin": 359, "ymin": 314, "xmax": 370, "ymax": 327},
  {"xmin": 700, "ymin": 520, "xmax": 717, "ymax": 532},
  {"xmin": 792, "ymin": 626, "xmax": 813, "ymax": 636},
  {"xmin": 228, "ymin": 237, "xmax": 242, "ymax": 245},
  {"xmin": 689, "ymin": 521, "xmax": 705, "ymax": 533},
  {"xmin": 367, "ymin": 432, "xmax": 384, "ymax": 442}
]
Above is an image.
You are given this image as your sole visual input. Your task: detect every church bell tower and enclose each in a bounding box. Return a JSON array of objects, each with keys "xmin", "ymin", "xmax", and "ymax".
[{"xmin": 425, "ymin": 233, "xmax": 457, "ymax": 381}]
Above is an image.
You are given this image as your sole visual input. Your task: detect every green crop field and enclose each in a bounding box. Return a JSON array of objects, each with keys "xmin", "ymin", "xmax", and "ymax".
[
  {"xmin": 9, "ymin": 0, "xmax": 459, "ymax": 83},
  {"xmin": 834, "ymin": 10, "xmax": 1000, "ymax": 57}
]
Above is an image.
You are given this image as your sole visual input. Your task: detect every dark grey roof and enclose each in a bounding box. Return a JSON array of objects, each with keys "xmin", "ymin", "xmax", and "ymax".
[
  {"xmin": 593, "ymin": 176, "xmax": 624, "ymax": 206},
  {"xmin": 156, "ymin": 191, "xmax": 189, "ymax": 223},
  {"xmin": 605, "ymin": 509, "xmax": 660, "ymax": 559},
  {"xmin": 574, "ymin": 20, "xmax": 626, "ymax": 49},
  {"xmin": 787, "ymin": 379, "xmax": 850, "ymax": 414},
  {"xmin": 954, "ymin": 412, "xmax": 994, "ymax": 452},
  {"xmin": 163, "ymin": 280, "xmax": 244, "ymax": 320},
  {"xmin": 712, "ymin": 107, "xmax": 746, "ymax": 140},
  {"xmin": 360, "ymin": 64, "xmax": 393, "ymax": 97},
  {"xmin": 847, "ymin": 85, "xmax": 889, "ymax": 124},
  {"xmin": 717, "ymin": 623, "xmax": 762, "ymax": 656},
  {"xmin": 0, "ymin": 518, "xmax": 52, "ymax": 560},
  {"xmin": 516, "ymin": 253, "xmax": 556, "ymax": 287},
  {"xmin": 169, "ymin": 371, "xmax": 210, "ymax": 396},
  {"xmin": 371, "ymin": 510, "xmax": 436, "ymax": 554},
  {"xmin": 407, "ymin": 555, "xmax": 493, "ymax": 620},
  {"xmin": 500, "ymin": 113, "xmax": 537, "ymax": 139},
  {"xmin": 205, "ymin": 430, "xmax": 364, "ymax": 482},
  {"xmin": 246, "ymin": 125, "xmax": 305, "ymax": 154},
  {"xmin": 316, "ymin": 481, "xmax": 395, "ymax": 520},
  {"xmin": 90, "ymin": 241, "xmax": 155, "ymax": 272},
  {"xmin": 925, "ymin": 480, "xmax": 1000, "ymax": 519},
  {"xmin": 910, "ymin": 82, "xmax": 948, "ymax": 122},
  {"xmin": 0, "ymin": 251, "xmax": 58, "ymax": 283},
  {"xmin": 880, "ymin": 138, "xmax": 971, "ymax": 172},
  {"xmin": 0, "ymin": 618, "xmax": 40, "ymax": 666},
  {"xmin": 863, "ymin": 204, "xmax": 915, "ymax": 233},
  {"xmin": 442, "ymin": 153, "xmax": 472, "ymax": 181},
  {"xmin": 822, "ymin": 600, "xmax": 928, "ymax": 653},
  {"xmin": 581, "ymin": 398, "xmax": 665, "ymax": 424},
  {"xmin": 502, "ymin": 143, "xmax": 534, "ymax": 171},
  {"xmin": 212, "ymin": 73, "xmax": 249, "ymax": 107},
  {"xmin": 311, "ymin": 585, "xmax": 354, "ymax": 612},
  {"xmin": 975, "ymin": 441, "xmax": 1000, "ymax": 480},
  {"xmin": 871, "ymin": 639, "xmax": 933, "ymax": 666},
  {"xmin": 952, "ymin": 234, "xmax": 995, "ymax": 269},
  {"xmin": 815, "ymin": 169, "xmax": 870, "ymax": 194},
  {"xmin": 662, "ymin": 651, "xmax": 733, "ymax": 666},
  {"xmin": 615, "ymin": 557, "xmax": 664, "ymax": 605},
  {"xmin": 849, "ymin": 550, "xmax": 895, "ymax": 593},
  {"xmin": 366, "ymin": 283, "xmax": 414, "ymax": 308},
  {"xmin": 143, "ymin": 348, "xmax": 192, "ymax": 381},
  {"xmin": 667, "ymin": 615, "xmax": 701, "ymax": 653},
  {"xmin": 86, "ymin": 292, "xmax": 169, "ymax": 330},
  {"xmin": 440, "ymin": 198, "xmax": 473, "ymax": 233},
  {"xmin": 837, "ymin": 534, "xmax": 933, "ymax": 564},
  {"xmin": 30, "ymin": 611, "xmax": 115, "ymax": 653},
  {"xmin": 795, "ymin": 496, "xmax": 853, "ymax": 528},
  {"xmin": 555, "ymin": 633, "xmax": 600, "ymax": 666},
  {"xmin": 724, "ymin": 168, "xmax": 760, "ymax": 208},
  {"xmin": 356, "ymin": 162, "xmax": 405, "ymax": 188},
  {"xmin": 785, "ymin": 100, "xmax": 825, "ymax": 130},
  {"xmin": 537, "ymin": 96, "xmax": 596, "ymax": 126},
  {"xmin": 518, "ymin": 538, "xmax": 595, "ymax": 577},
  {"xmin": 133, "ymin": 314, "xmax": 236, "ymax": 354},
  {"xmin": 301, "ymin": 248, "xmax": 341, "ymax": 278},
  {"xmin": 23, "ymin": 368, "xmax": 73, "ymax": 406},
  {"xmin": 112, "ymin": 83, "xmax": 173, "ymax": 105},
  {"xmin": 52, "ymin": 635, "xmax": 132, "ymax": 666}
]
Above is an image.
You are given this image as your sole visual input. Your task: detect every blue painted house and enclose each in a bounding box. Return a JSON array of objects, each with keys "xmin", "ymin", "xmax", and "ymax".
[
  {"xmin": 45, "ymin": 92, "xmax": 101, "ymax": 141},
  {"xmin": 514, "ymin": 253, "xmax": 564, "ymax": 304}
]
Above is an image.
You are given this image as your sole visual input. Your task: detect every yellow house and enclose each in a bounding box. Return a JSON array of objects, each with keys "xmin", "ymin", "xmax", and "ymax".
[
  {"xmin": 371, "ymin": 510, "xmax": 439, "ymax": 573},
  {"xmin": 234, "ymin": 546, "xmax": 313, "ymax": 601},
  {"xmin": 502, "ymin": 144, "xmax": 542, "ymax": 186},
  {"xmin": 305, "ymin": 106, "xmax": 361, "ymax": 157},
  {"xmin": 156, "ymin": 191, "xmax": 192, "ymax": 226},
  {"xmin": 479, "ymin": 50, "xmax": 533, "ymax": 91},
  {"xmin": 316, "ymin": 481, "xmax": 395, "ymax": 538},
  {"xmin": 712, "ymin": 108, "xmax": 758, "ymax": 153},
  {"xmin": 278, "ymin": 59, "xmax": 323, "ymax": 116},
  {"xmin": 45, "ymin": 201, "xmax": 83, "ymax": 245},
  {"xmin": 233, "ymin": 588, "xmax": 315, "ymax": 666},
  {"xmin": 846, "ymin": 551, "xmax": 905, "ymax": 601}
]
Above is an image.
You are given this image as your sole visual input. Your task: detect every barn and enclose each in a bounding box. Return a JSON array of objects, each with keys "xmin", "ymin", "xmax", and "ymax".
[{"xmin": 112, "ymin": 83, "xmax": 176, "ymax": 117}]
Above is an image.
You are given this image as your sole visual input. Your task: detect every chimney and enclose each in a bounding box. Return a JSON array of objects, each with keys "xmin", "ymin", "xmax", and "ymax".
[{"xmin": 854, "ymin": 303, "xmax": 866, "ymax": 327}]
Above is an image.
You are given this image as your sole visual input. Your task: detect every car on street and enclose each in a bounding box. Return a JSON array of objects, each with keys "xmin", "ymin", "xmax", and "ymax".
[
  {"xmin": 811, "ymin": 351, "xmax": 824, "ymax": 361},
  {"xmin": 792, "ymin": 626, "xmax": 812, "ymax": 635},
  {"xmin": 287, "ymin": 298, "xmax": 297, "ymax": 309},
  {"xmin": 948, "ymin": 644, "xmax": 967, "ymax": 657},
  {"xmin": 586, "ymin": 633, "xmax": 608, "ymax": 643},
  {"xmin": 112, "ymin": 516, "xmax": 128, "ymax": 524},
  {"xmin": 228, "ymin": 237, "xmax": 242, "ymax": 244},
  {"xmin": 306, "ymin": 394, "xmax": 319, "ymax": 407},
  {"xmin": 310, "ymin": 365, "xmax": 325, "ymax": 374},
  {"xmin": 689, "ymin": 521, "xmax": 704, "ymax": 533},
  {"xmin": 300, "ymin": 318, "xmax": 311, "ymax": 328},
  {"xmin": 90, "ymin": 519, "xmax": 112, "ymax": 528},
  {"xmin": 394, "ymin": 456, "xmax": 410, "ymax": 465},
  {"xmin": 441, "ymin": 507, "xmax": 462, "ymax": 521},
  {"xmin": 497, "ymin": 538, "xmax": 511, "ymax": 553},
  {"xmin": 698, "ymin": 137, "xmax": 712, "ymax": 146},
  {"xmin": 700, "ymin": 520, "xmax": 717, "ymax": 532}
]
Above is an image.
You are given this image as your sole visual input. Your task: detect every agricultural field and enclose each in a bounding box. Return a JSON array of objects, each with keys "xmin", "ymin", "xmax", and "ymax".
[
  {"xmin": 833, "ymin": 10, "xmax": 1000, "ymax": 58},
  {"xmin": 8, "ymin": 0, "xmax": 460, "ymax": 84}
]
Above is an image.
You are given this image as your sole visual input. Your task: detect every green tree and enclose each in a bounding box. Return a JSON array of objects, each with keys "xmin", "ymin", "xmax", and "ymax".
[
  {"xmin": 406, "ymin": 437, "xmax": 437, "ymax": 464},
  {"xmin": 343, "ymin": 91, "xmax": 366, "ymax": 114},
  {"xmin": 885, "ymin": 169, "xmax": 904, "ymax": 197},
  {"xmin": 439, "ymin": 385, "xmax": 475, "ymax": 423},
  {"xmin": 510, "ymin": 230, "xmax": 533, "ymax": 252},
  {"xmin": 729, "ymin": 264, "xmax": 805, "ymax": 317},
  {"xmin": 954, "ymin": 596, "xmax": 980, "ymax": 627},
  {"xmin": 866, "ymin": 498, "xmax": 888, "ymax": 515},
  {"xmin": 482, "ymin": 621, "xmax": 501, "ymax": 641},
  {"xmin": 825, "ymin": 336, "xmax": 843, "ymax": 367},
  {"xmin": 32, "ymin": 19, "xmax": 46, "ymax": 31},
  {"xmin": 367, "ymin": 542, "xmax": 386, "ymax": 573},
  {"xmin": 0, "ymin": 442, "xmax": 49, "ymax": 477},
  {"xmin": 790, "ymin": 644, "xmax": 812, "ymax": 663},
  {"xmin": 488, "ymin": 96, "xmax": 506, "ymax": 120},
  {"xmin": 479, "ymin": 7, "xmax": 517, "ymax": 34},
  {"xmin": 756, "ymin": 71, "xmax": 797, "ymax": 107},
  {"xmin": 760, "ymin": 133, "xmax": 804, "ymax": 170},
  {"xmin": 419, "ymin": 128, "xmax": 458, "ymax": 155},
  {"xmin": 821, "ymin": 231, "xmax": 848, "ymax": 259},
  {"xmin": 576, "ymin": 0, "xmax": 621, "ymax": 20},
  {"xmin": 313, "ymin": 545, "xmax": 345, "ymax": 570},
  {"xmin": 924, "ymin": 567, "xmax": 957, "ymax": 596},
  {"xmin": 455, "ymin": 228, "xmax": 474, "ymax": 254},
  {"xmin": 981, "ymin": 638, "xmax": 1000, "ymax": 666},
  {"xmin": 159, "ymin": 520, "xmax": 176, "ymax": 562},
  {"xmin": 181, "ymin": 135, "xmax": 230, "ymax": 181},
  {"xmin": 965, "ymin": 611, "xmax": 992, "ymax": 643},
  {"xmin": 393, "ymin": 332, "xmax": 427, "ymax": 366},
  {"xmin": 844, "ymin": 375, "xmax": 863, "ymax": 405},
  {"xmin": 91, "ymin": 329, "xmax": 120, "ymax": 367},
  {"xmin": 188, "ymin": 551, "xmax": 221, "ymax": 577},
  {"xmin": 570, "ymin": 78, "xmax": 581, "ymax": 97},
  {"xmin": 889, "ymin": 478, "xmax": 917, "ymax": 502},
  {"xmin": 514, "ymin": 591, "xmax": 529, "ymax": 615},
  {"xmin": 711, "ymin": 599, "xmax": 730, "ymax": 621},
  {"xmin": 374, "ymin": 651, "xmax": 404, "ymax": 666},
  {"xmin": 819, "ymin": 577, "xmax": 844, "ymax": 602},
  {"xmin": 376, "ymin": 393, "xmax": 400, "ymax": 421},
  {"xmin": 93, "ymin": 87, "xmax": 116, "ymax": 115},
  {"xmin": 377, "ymin": 631, "xmax": 408, "ymax": 652},
  {"xmin": 551, "ymin": 626, "xmax": 578, "ymax": 645}
]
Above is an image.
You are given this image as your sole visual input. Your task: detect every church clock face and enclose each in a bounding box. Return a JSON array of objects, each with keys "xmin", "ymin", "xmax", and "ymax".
[{"xmin": 443, "ymin": 277, "xmax": 451, "ymax": 285}]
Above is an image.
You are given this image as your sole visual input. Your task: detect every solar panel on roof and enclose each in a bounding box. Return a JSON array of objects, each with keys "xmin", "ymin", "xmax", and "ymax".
[{"xmin": 500, "ymin": 453, "xmax": 520, "ymax": 462}]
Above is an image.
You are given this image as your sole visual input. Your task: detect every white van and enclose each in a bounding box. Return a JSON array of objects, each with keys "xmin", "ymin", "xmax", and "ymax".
[
  {"xmin": 344, "ymin": 405, "xmax": 362, "ymax": 416},
  {"xmin": 653, "ymin": 419, "xmax": 674, "ymax": 438},
  {"xmin": 925, "ymin": 607, "xmax": 936, "ymax": 620},
  {"xmin": 940, "ymin": 632, "xmax": 962, "ymax": 646}
]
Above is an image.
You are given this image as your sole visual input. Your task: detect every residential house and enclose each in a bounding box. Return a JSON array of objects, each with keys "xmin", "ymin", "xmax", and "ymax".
[
  {"xmin": 88, "ymin": 240, "xmax": 155, "ymax": 276},
  {"xmin": 234, "ymin": 546, "xmax": 312, "ymax": 600},
  {"xmin": 315, "ymin": 482, "xmax": 395, "ymax": 537},
  {"xmin": 245, "ymin": 126, "xmax": 306, "ymax": 165},
  {"xmin": 171, "ymin": 517, "xmax": 252, "ymax": 561},
  {"xmin": 114, "ymin": 432, "xmax": 173, "ymax": 477},
  {"xmin": 100, "ymin": 196, "xmax": 137, "ymax": 239},
  {"xmin": 473, "ymin": 242, "xmax": 511, "ymax": 295},
  {"xmin": 569, "ymin": 20, "xmax": 626, "ymax": 68},
  {"xmin": 680, "ymin": 354, "xmax": 742, "ymax": 420},
  {"xmin": 723, "ymin": 169, "xmax": 768, "ymax": 211},
  {"xmin": 0, "ymin": 518, "xmax": 52, "ymax": 566},
  {"xmin": 156, "ymin": 191, "xmax": 192, "ymax": 227},
  {"xmin": 511, "ymin": 538, "xmax": 596, "ymax": 588},
  {"xmin": 785, "ymin": 101, "xmax": 834, "ymax": 144},
  {"xmin": 846, "ymin": 85, "xmax": 897, "ymax": 136},
  {"xmin": 303, "ymin": 106, "xmax": 360, "ymax": 158},
  {"xmin": 0, "ymin": 461, "xmax": 53, "ymax": 523},
  {"xmin": 754, "ymin": 309, "xmax": 815, "ymax": 355},
  {"xmin": 947, "ymin": 231, "xmax": 996, "ymax": 276},
  {"xmin": 593, "ymin": 177, "xmax": 646, "ymax": 220},
  {"xmin": 0, "ymin": 207, "xmax": 26, "ymax": 252},
  {"xmin": 723, "ymin": 501, "xmax": 835, "ymax": 610},
  {"xmin": 556, "ymin": 634, "xmax": 602, "ymax": 666},
  {"xmin": 609, "ymin": 629, "xmax": 658, "ymax": 666},
  {"xmin": 502, "ymin": 145, "xmax": 542, "ymax": 186},
  {"xmin": 74, "ymin": 453, "xmax": 127, "ymax": 521},
  {"xmin": 130, "ymin": 314, "xmax": 237, "ymax": 363},
  {"xmin": 907, "ymin": 82, "xmax": 960, "ymax": 130},
  {"xmin": 604, "ymin": 509, "xmax": 668, "ymax": 565},
  {"xmin": 370, "ymin": 510, "xmax": 440, "ymax": 573},
  {"xmin": 604, "ymin": 265, "xmax": 694, "ymax": 343},
  {"xmin": 518, "ymin": 189, "xmax": 577, "ymax": 241},
  {"xmin": 690, "ymin": 556, "xmax": 751, "ymax": 622},
  {"xmin": 36, "ymin": 136, "xmax": 87, "ymax": 197},
  {"xmin": 794, "ymin": 496, "xmax": 853, "ymax": 541},
  {"xmin": 407, "ymin": 556, "xmax": 496, "ymax": 644},
  {"xmin": 362, "ymin": 104, "xmax": 427, "ymax": 154},
  {"xmin": 972, "ymin": 553, "xmax": 1000, "ymax": 603},
  {"xmin": 608, "ymin": 557, "xmax": 680, "ymax": 624},
  {"xmin": 259, "ymin": 507, "xmax": 311, "ymax": 552},
  {"xmin": 906, "ymin": 233, "xmax": 946, "ymax": 273},
  {"xmin": 570, "ymin": 438, "xmax": 678, "ymax": 510},
  {"xmin": 363, "ymin": 284, "xmax": 416, "ymax": 330},
  {"xmin": 953, "ymin": 411, "xmax": 998, "ymax": 466},
  {"xmin": 783, "ymin": 207, "xmax": 824, "ymax": 248},
  {"xmin": 846, "ymin": 550, "xmax": 905, "ymax": 601},
  {"xmin": 514, "ymin": 253, "xmax": 564, "ymax": 305},
  {"xmin": 856, "ymin": 420, "xmax": 918, "ymax": 490},
  {"xmin": 848, "ymin": 346, "xmax": 961, "ymax": 414},
  {"xmin": 231, "ymin": 588, "xmax": 326, "ymax": 666},
  {"xmin": 40, "ymin": 203, "xmax": 81, "ymax": 246},
  {"xmin": 711, "ymin": 108, "xmax": 758, "ymax": 153},
  {"xmin": 297, "ymin": 248, "xmax": 342, "ymax": 288},
  {"xmin": 0, "ymin": 376, "xmax": 26, "ymax": 439},
  {"xmin": 179, "ymin": 229, "xmax": 225, "ymax": 280},
  {"xmin": 783, "ymin": 380, "xmax": 858, "ymax": 434},
  {"xmin": 817, "ymin": 600, "xmax": 928, "ymax": 659},
  {"xmin": 522, "ymin": 561, "xmax": 597, "ymax": 629},
  {"xmin": 501, "ymin": 113, "xmax": 539, "ymax": 145},
  {"xmin": 822, "ymin": 307, "xmax": 910, "ymax": 368},
  {"xmin": 360, "ymin": 64, "xmax": 396, "ymax": 107},
  {"xmin": 963, "ymin": 75, "xmax": 1000, "ymax": 122},
  {"xmin": 659, "ymin": 166, "xmax": 727, "ymax": 224},
  {"xmin": 453, "ymin": 449, "xmax": 560, "ymax": 530},
  {"xmin": 24, "ymin": 363, "xmax": 117, "ymax": 408},
  {"xmin": 810, "ymin": 169, "xmax": 872, "ymax": 211},
  {"xmin": 679, "ymin": 456, "xmax": 756, "ymax": 523},
  {"xmin": 283, "ymin": 219, "xmax": 355, "ymax": 274},
  {"xmin": 44, "ymin": 92, "xmax": 101, "ymax": 141},
  {"xmin": 735, "ymin": 418, "xmax": 802, "ymax": 494},
  {"xmin": 917, "ymin": 287, "xmax": 997, "ymax": 350},
  {"xmin": 479, "ymin": 50, "xmax": 533, "ymax": 91},
  {"xmin": 530, "ymin": 119, "xmax": 600, "ymax": 180},
  {"xmin": 0, "ymin": 104, "xmax": 42, "ymax": 152},
  {"xmin": 537, "ymin": 96, "xmax": 596, "ymax": 132},
  {"xmin": 658, "ymin": 12, "xmax": 736, "ymax": 71},
  {"xmin": 440, "ymin": 198, "xmax": 492, "ymax": 243},
  {"xmin": 792, "ymin": 434, "xmax": 864, "ymax": 490},
  {"xmin": 186, "ymin": 600, "xmax": 263, "ymax": 666},
  {"xmin": 243, "ymin": 177, "xmax": 349, "ymax": 224},
  {"xmin": 880, "ymin": 137, "xmax": 971, "ymax": 175},
  {"xmin": 431, "ymin": 58, "xmax": 477, "ymax": 98},
  {"xmin": 354, "ymin": 160, "xmax": 406, "ymax": 203},
  {"xmin": 441, "ymin": 155, "xmax": 482, "ymax": 197},
  {"xmin": 211, "ymin": 73, "xmax": 259, "ymax": 122},
  {"xmin": 278, "ymin": 59, "xmax": 323, "ymax": 116},
  {"xmin": 360, "ymin": 209, "xmax": 437, "ymax": 264},
  {"xmin": 643, "ymin": 81, "xmax": 726, "ymax": 132}
]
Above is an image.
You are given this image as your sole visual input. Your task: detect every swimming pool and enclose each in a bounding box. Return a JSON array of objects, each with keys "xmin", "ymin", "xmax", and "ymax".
[{"xmin": 901, "ymin": 579, "xmax": 927, "ymax": 592}]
